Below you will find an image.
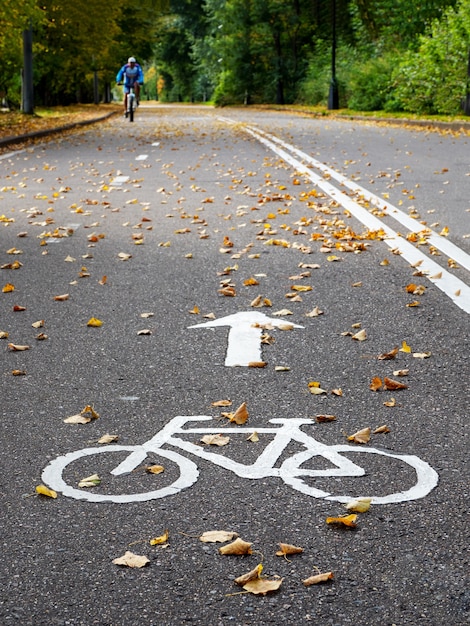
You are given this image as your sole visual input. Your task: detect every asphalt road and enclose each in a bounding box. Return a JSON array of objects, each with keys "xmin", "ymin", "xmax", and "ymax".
[{"xmin": 1, "ymin": 105, "xmax": 469, "ymax": 625}]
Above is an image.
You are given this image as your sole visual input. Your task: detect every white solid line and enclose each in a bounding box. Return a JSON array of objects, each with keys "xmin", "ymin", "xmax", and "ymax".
[
  {"xmin": 242, "ymin": 125, "xmax": 470, "ymax": 314},
  {"xmin": 250, "ymin": 126, "xmax": 470, "ymax": 272}
]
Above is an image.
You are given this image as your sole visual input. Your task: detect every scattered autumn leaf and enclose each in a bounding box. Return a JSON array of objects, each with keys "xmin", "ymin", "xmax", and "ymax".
[
  {"xmin": 35, "ymin": 484, "xmax": 57, "ymax": 499},
  {"xmin": 211, "ymin": 399, "xmax": 232, "ymax": 407},
  {"xmin": 201, "ymin": 434, "xmax": 230, "ymax": 446},
  {"xmin": 345, "ymin": 497, "xmax": 372, "ymax": 513},
  {"xmin": 326, "ymin": 514, "xmax": 358, "ymax": 528},
  {"xmin": 7, "ymin": 343, "xmax": 30, "ymax": 351},
  {"xmin": 374, "ymin": 425, "xmax": 391, "ymax": 433},
  {"xmin": 150, "ymin": 530, "xmax": 169, "ymax": 545},
  {"xmin": 413, "ymin": 352, "xmax": 432, "ymax": 359},
  {"xmin": 98, "ymin": 433, "xmax": 119, "ymax": 444},
  {"xmin": 399, "ymin": 340, "xmax": 412, "ymax": 353},
  {"xmin": 112, "ymin": 551, "xmax": 150, "ymax": 568},
  {"xmin": 223, "ymin": 402, "xmax": 249, "ymax": 424},
  {"xmin": 303, "ymin": 571, "xmax": 334, "ymax": 586},
  {"xmin": 384, "ymin": 377, "xmax": 408, "ymax": 390},
  {"xmin": 87, "ymin": 317, "xmax": 103, "ymax": 327},
  {"xmin": 247, "ymin": 431, "xmax": 259, "ymax": 442},
  {"xmin": 393, "ymin": 369, "xmax": 409, "ymax": 377},
  {"xmin": 315, "ymin": 414, "xmax": 336, "ymax": 423},
  {"xmin": 347, "ymin": 427, "xmax": 371, "ymax": 444},
  {"xmin": 53, "ymin": 293, "xmax": 69, "ymax": 301},
  {"xmin": 352, "ymin": 329, "xmax": 367, "ymax": 341},
  {"xmin": 276, "ymin": 543, "xmax": 304, "ymax": 557},
  {"xmin": 199, "ymin": 530, "xmax": 238, "ymax": 543},
  {"xmin": 78, "ymin": 473, "xmax": 101, "ymax": 488},
  {"xmin": 2, "ymin": 283, "xmax": 15, "ymax": 293},
  {"xmin": 146, "ymin": 465, "xmax": 165, "ymax": 474},
  {"xmin": 248, "ymin": 361, "xmax": 267, "ymax": 368},
  {"xmin": 378, "ymin": 347, "xmax": 398, "ymax": 360},
  {"xmin": 219, "ymin": 538, "xmax": 253, "ymax": 555},
  {"xmin": 242, "ymin": 578, "xmax": 283, "ymax": 595},
  {"xmin": 383, "ymin": 398, "xmax": 396, "ymax": 407},
  {"xmin": 370, "ymin": 377, "xmax": 383, "ymax": 391}
]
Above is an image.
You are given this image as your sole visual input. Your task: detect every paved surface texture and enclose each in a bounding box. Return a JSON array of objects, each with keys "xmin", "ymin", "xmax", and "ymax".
[{"xmin": 0, "ymin": 105, "xmax": 468, "ymax": 625}]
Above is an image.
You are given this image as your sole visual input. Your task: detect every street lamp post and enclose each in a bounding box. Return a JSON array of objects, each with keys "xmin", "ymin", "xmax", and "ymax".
[{"xmin": 328, "ymin": 0, "xmax": 339, "ymax": 110}]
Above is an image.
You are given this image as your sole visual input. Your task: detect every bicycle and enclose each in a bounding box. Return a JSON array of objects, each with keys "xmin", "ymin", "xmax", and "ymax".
[
  {"xmin": 41, "ymin": 415, "xmax": 439, "ymax": 505},
  {"xmin": 126, "ymin": 86, "xmax": 137, "ymax": 122}
]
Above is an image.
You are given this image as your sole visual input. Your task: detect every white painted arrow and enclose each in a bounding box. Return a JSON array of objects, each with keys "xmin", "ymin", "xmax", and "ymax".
[{"xmin": 189, "ymin": 311, "xmax": 303, "ymax": 367}]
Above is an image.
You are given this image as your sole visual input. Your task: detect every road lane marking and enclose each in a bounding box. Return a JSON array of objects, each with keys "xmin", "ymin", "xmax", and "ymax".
[
  {"xmin": 189, "ymin": 311, "xmax": 303, "ymax": 366},
  {"xmin": 110, "ymin": 175, "xmax": 129, "ymax": 186},
  {"xmin": 222, "ymin": 120, "xmax": 470, "ymax": 314},
  {"xmin": 42, "ymin": 415, "xmax": 438, "ymax": 504},
  {"xmin": 248, "ymin": 126, "xmax": 470, "ymax": 272}
]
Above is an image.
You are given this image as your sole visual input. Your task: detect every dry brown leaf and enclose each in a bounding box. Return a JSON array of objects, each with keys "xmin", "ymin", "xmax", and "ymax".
[
  {"xmin": 248, "ymin": 361, "xmax": 267, "ymax": 368},
  {"xmin": 347, "ymin": 427, "xmax": 371, "ymax": 444},
  {"xmin": 370, "ymin": 377, "xmax": 382, "ymax": 391},
  {"xmin": 305, "ymin": 306, "xmax": 324, "ymax": 317},
  {"xmin": 234, "ymin": 564, "xmax": 262, "ymax": 586},
  {"xmin": 201, "ymin": 434, "xmax": 230, "ymax": 446},
  {"xmin": 326, "ymin": 514, "xmax": 358, "ymax": 528},
  {"xmin": 219, "ymin": 286, "xmax": 236, "ymax": 297},
  {"xmin": 384, "ymin": 377, "xmax": 408, "ymax": 390},
  {"xmin": 378, "ymin": 347, "xmax": 399, "ymax": 360},
  {"xmin": 199, "ymin": 530, "xmax": 238, "ymax": 543},
  {"xmin": 276, "ymin": 543, "xmax": 304, "ymax": 556},
  {"xmin": 112, "ymin": 551, "xmax": 150, "ymax": 568},
  {"xmin": 226, "ymin": 402, "xmax": 249, "ymax": 424},
  {"xmin": 31, "ymin": 320, "xmax": 45, "ymax": 329},
  {"xmin": 413, "ymin": 352, "xmax": 432, "ymax": 359},
  {"xmin": 393, "ymin": 369, "xmax": 409, "ymax": 377},
  {"xmin": 315, "ymin": 414, "xmax": 336, "ymax": 423},
  {"xmin": 242, "ymin": 578, "xmax": 282, "ymax": 595},
  {"xmin": 374, "ymin": 425, "xmax": 391, "ymax": 434},
  {"xmin": 7, "ymin": 343, "xmax": 30, "ymax": 351},
  {"xmin": 383, "ymin": 398, "xmax": 396, "ymax": 407},
  {"xmin": 219, "ymin": 538, "xmax": 253, "ymax": 555},
  {"xmin": 331, "ymin": 388, "xmax": 343, "ymax": 396},
  {"xmin": 246, "ymin": 431, "xmax": 259, "ymax": 442},
  {"xmin": 53, "ymin": 293, "xmax": 69, "ymax": 301},
  {"xmin": 211, "ymin": 399, "xmax": 232, "ymax": 407},
  {"xmin": 352, "ymin": 329, "xmax": 367, "ymax": 341},
  {"xmin": 98, "ymin": 433, "xmax": 119, "ymax": 444},
  {"xmin": 303, "ymin": 572, "xmax": 334, "ymax": 586},
  {"xmin": 146, "ymin": 464, "xmax": 165, "ymax": 474}
]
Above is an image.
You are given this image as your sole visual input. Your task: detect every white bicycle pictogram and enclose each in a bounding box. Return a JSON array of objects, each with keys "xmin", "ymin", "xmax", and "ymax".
[{"xmin": 42, "ymin": 416, "xmax": 438, "ymax": 504}]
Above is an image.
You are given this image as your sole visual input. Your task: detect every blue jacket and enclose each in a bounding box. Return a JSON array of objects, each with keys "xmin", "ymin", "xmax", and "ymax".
[{"xmin": 116, "ymin": 63, "xmax": 144, "ymax": 87}]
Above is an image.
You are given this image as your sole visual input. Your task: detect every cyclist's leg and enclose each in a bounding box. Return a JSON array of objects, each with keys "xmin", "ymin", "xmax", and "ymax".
[{"xmin": 134, "ymin": 82, "xmax": 140, "ymax": 105}]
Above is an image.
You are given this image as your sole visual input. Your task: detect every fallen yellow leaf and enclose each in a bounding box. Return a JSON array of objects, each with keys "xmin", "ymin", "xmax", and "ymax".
[
  {"xmin": 326, "ymin": 514, "xmax": 358, "ymax": 527},
  {"xmin": 146, "ymin": 464, "xmax": 165, "ymax": 474},
  {"xmin": 36, "ymin": 484, "xmax": 58, "ymax": 499},
  {"xmin": 87, "ymin": 317, "xmax": 103, "ymax": 327},
  {"xmin": 201, "ymin": 434, "xmax": 230, "ymax": 446},
  {"xmin": 150, "ymin": 530, "xmax": 169, "ymax": 545}
]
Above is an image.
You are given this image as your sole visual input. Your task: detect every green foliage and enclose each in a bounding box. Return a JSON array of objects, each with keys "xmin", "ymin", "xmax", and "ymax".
[{"xmin": 391, "ymin": 0, "xmax": 470, "ymax": 114}]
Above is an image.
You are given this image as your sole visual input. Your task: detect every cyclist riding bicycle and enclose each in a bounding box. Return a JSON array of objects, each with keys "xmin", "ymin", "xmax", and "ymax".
[{"xmin": 116, "ymin": 56, "xmax": 144, "ymax": 117}]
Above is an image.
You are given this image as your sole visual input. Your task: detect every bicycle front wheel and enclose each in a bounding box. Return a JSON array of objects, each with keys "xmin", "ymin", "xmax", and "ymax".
[{"xmin": 41, "ymin": 445, "xmax": 199, "ymax": 503}]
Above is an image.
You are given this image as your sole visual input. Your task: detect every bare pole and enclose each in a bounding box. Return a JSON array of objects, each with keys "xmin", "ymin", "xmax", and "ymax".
[{"xmin": 22, "ymin": 23, "xmax": 34, "ymax": 114}]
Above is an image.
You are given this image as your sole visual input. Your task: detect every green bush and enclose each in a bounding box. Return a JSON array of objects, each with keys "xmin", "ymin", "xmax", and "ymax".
[{"xmin": 345, "ymin": 55, "xmax": 396, "ymax": 111}]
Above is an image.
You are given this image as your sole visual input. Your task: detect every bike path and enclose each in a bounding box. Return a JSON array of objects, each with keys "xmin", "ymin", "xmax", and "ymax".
[{"xmin": 0, "ymin": 107, "xmax": 468, "ymax": 625}]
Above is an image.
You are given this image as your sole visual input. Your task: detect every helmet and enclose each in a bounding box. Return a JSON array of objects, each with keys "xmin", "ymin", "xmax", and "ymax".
[{"xmin": 128, "ymin": 57, "xmax": 136, "ymax": 63}]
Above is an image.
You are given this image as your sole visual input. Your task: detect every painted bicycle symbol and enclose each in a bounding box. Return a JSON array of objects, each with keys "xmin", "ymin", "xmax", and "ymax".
[{"xmin": 42, "ymin": 416, "xmax": 438, "ymax": 505}]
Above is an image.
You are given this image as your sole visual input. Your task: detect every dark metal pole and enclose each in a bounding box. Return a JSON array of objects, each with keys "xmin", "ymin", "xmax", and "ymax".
[
  {"xmin": 328, "ymin": 0, "xmax": 339, "ymax": 110},
  {"xmin": 22, "ymin": 25, "xmax": 34, "ymax": 114},
  {"xmin": 464, "ymin": 46, "xmax": 470, "ymax": 116},
  {"xmin": 93, "ymin": 71, "xmax": 99, "ymax": 105}
]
